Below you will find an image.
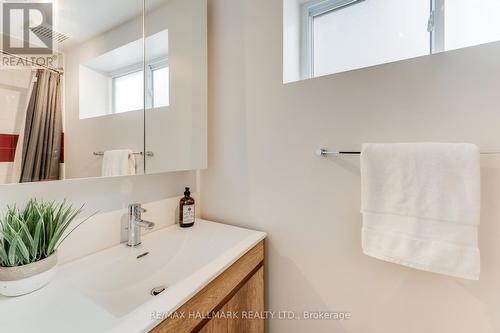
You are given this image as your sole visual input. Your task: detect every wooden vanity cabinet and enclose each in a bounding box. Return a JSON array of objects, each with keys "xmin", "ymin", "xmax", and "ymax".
[{"xmin": 150, "ymin": 241, "xmax": 265, "ymax": 333}]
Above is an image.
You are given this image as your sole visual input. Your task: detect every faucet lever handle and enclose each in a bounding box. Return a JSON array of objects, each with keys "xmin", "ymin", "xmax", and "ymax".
[
  {"xmin": 129, "ymin": 203, "xmax": 146, "ymax": 216},
  {"xmin": 126, "ymin": 203, "xmax": 154, "ymax": 247}
]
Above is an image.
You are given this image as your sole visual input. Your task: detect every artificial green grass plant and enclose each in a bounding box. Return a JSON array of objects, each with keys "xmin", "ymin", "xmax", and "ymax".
[{"xmin": 0, "ymin": 199, "xmax": 90, "ymax": 268}]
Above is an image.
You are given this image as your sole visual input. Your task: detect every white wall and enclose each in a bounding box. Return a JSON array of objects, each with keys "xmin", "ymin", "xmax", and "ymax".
[
  {"xmin": 0, "ymin": 69, "xmax": 31, "ymax": 134},
  {"xmin": 0, "ymin": 69, "xmax": 32, "ymax": 184},
  {"xmin": 200, "ymin": 0, "xmax": 500, "ymax": 332},
  {"xmin": 283, "ymin": 0, "xmax": 301, "ymax": 83},
  {"xmin": 78, "ymin": 65, "xmax": 112, "ymax": 119}
]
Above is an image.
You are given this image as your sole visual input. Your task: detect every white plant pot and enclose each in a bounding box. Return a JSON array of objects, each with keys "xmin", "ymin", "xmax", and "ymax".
[{"xmin": 0, "ymin": 252, "xmax": 58, "ymax": 297}]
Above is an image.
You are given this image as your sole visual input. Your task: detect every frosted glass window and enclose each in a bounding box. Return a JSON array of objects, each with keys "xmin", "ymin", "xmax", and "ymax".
[
  {"xmin": 153, "ymin": 66, "xmax": 169, "ymax": 108},
  {"xmin": 113, "ymin": 71, "xmax": 144, "ymax": 114},
  {"xmin": 445, "ymin": 0, "xmax": 500, "ymax": 51},
  {"xmin": 313, "ymin": 0, "xmax": 430, "ymax": 77},
  {"xmin": 284, "ymin": 0, "xmax": 500, "ymax": 83}
]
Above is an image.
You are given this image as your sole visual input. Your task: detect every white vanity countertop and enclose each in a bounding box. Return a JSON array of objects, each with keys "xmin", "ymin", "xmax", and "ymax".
[{"xmin": 0, "ymin": 220, "xmax": 267, "ymax": 333}]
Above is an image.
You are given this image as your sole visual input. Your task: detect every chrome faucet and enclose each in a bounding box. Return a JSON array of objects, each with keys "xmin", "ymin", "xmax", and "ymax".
[{"xmin": 127, "ymin": 203, "xmax": 155, "ymax": 247}]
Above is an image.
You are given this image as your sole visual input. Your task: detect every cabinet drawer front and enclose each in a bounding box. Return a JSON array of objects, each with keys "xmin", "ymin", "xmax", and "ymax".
[{"xmin": 151, "ymin": 241, "xmax": 265, "ymax": 333}]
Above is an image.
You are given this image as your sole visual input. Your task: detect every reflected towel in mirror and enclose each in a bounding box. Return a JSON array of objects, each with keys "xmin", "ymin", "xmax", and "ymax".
[{"xmin": 101, "ymin": 150, "xmax": 136, "ymax": 177}]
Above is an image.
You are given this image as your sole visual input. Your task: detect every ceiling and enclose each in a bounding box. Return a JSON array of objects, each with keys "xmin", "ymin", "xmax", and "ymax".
[
  {"xmin": 54, "ymin": 0, "xmax": 166, "ymax": 49},
  {"xmin": 0, "ymin": 0, "xmax": 168, "ymax": 52}
]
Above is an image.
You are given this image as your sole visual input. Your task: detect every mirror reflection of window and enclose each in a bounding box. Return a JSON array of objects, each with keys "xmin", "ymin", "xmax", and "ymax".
[
  {"xmin": 79, "ymin": 29, "xmax": 169, "ymax": 119},
  {"xmin": 146, "ymin": 29, "xmax": 170, "ymax": 110},
  {"xmin": 113, "ymin": 70, "xmax": 144, "ymax": 114},
  {"xmin": 152, "ymin": 65, "xmax": 169, "ymax": 109}
]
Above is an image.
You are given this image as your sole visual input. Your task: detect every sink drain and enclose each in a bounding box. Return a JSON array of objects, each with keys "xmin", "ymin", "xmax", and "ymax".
[
  {"xmin": 151, "ymin": 286, "xmax": 166, "ymax": 296},
  {"xmin": 137, "ymin": 252, "xmax": 149, "ymax": 259}
]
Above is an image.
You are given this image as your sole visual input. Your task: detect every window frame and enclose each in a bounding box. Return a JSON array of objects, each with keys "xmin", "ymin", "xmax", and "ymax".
[
  {"xmin": 300, "ymin": 0, "xmax": 366, "ymax": 79},
  {"xmin": 111, "ymin": 57, "xmax": 169, "ymax": 114},
  {"xmin": 146, "ymin": 57, "xmax": 169, "ymax": 109},
  {"xmin": 300, "ymin": 0, "xmax": 442, "ymax": 79},
  {"xmin": 429, "ymin": 0, "xmax": 445, "ymax": 53}
]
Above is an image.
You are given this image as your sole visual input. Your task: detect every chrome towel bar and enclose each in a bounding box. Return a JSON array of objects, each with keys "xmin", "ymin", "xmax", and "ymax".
[
  {"xmin": 316, "ymin": 149, "xmax": 360, "ymax": 157},
  {"xmin": 93, "ymin": 151, "xmax": 154, "ymax": 157},
  {"xmin": 316, "ymin": 148, "xmax": 500, "ymax": 157}
]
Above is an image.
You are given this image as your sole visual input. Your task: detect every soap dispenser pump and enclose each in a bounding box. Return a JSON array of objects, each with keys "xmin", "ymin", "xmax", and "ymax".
[{"xmin": 179, "ymin": 187, "xmax": 195, "ymax": 228}]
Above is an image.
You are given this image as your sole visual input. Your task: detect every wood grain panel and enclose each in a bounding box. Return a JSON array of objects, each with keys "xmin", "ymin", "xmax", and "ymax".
[
  {"xmin": 198, "ymin": 303, "xmax": 230, "ymax": 333},
  {"xmin": 150, "ymin": 241, "xmax": 264, "ymax": 333},
  {"xmin": 227, "ymin": 267, "xmax": 264, "ymax": 333},
  {"xmin": 200, "ymin": 267, "xmax": 264, "ymax": 333}
]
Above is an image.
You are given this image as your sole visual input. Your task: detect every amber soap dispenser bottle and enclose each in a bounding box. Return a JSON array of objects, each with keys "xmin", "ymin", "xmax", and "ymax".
[{"xmin": 179, "ymin": 187, "xmax": 195, "ymax": 228}]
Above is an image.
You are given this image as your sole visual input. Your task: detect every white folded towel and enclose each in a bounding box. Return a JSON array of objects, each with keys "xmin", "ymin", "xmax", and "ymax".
[
  {"xmin": 360, "ymin": 143, "xmax": 481, "ymax": 280},
  {"xmin": 101, "ymin": 150, "xmax": 136, "ymax": 177}
]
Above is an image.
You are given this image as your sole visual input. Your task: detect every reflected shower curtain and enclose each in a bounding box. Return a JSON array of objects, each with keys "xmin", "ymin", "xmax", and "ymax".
[
  {"xmin": 19, "ymin": 69, "xmax": 62, "ymax": 183},
  {"xmin": 10, "ymin": 70, "xmax": 36, "ymax": 183}
]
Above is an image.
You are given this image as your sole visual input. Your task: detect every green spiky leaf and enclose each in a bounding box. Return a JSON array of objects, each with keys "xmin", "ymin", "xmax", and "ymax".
[{"xmin": 0, "ymin": 199, "xmax": 90, "ymax": 268}]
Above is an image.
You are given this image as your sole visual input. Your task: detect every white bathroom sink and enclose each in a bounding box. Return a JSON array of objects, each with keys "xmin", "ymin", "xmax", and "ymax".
[{"xmin": 0, "ymin": 220, "xmax": 266, "ymax": 333}]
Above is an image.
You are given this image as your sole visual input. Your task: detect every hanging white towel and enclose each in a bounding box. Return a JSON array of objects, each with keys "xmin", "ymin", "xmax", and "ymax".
[
  {"xmin": 360, "ymin": 143, "xmax": 481, "ymax": 280},
  {"xmin": 101, "ymin": 150, "xmax": 136, "ymax": 177}
]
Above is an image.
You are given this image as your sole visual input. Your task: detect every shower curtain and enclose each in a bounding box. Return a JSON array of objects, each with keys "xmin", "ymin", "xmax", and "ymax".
[
  {"xmin": 19, "ymin": 69, "xmax": 63, "ymax": 183},
  {"xmin": 10, "ymin": 70, "xmax": 36, "ymax": 183}
]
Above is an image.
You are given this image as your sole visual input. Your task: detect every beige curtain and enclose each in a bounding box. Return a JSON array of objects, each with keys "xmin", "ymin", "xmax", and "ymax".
[{"xmin": 20, "ymin": 69, "xmax": 62, "ymax": 183}]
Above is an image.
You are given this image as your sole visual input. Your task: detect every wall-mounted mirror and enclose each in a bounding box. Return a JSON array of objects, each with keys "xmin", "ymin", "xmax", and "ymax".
[
  {"xmin": 284, "ymin": 0, "xmax": 500, "ymax": 83},
  {"xmin": 145, "ymin": 0, "xmax": 207, "ymax": 174},
  {"xmin": 0, "ymin": 0, "xmax": 207, "ymax": 185}
]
